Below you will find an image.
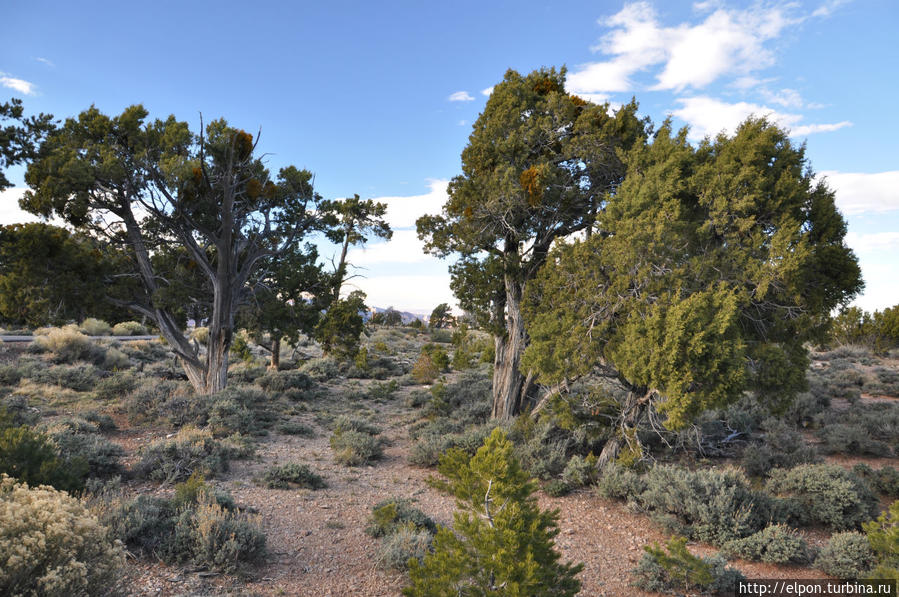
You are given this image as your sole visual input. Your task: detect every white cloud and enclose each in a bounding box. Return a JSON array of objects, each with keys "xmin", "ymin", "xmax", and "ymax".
[
  {"xmin": 372, "ymin": 178, "xmax": 449, "ymax": 230},
  {"xmin": 344, "ymin": 274, "xmax": 455, "ymax": 314},
  {"xmin": 845, "ymin": 231, "xmax": 899, "ymax": 254},
  {"xmin": 481, "ymin": 86, "xmax": 494, "ymax": 96},
  {"xmin": 851, "ymin": 262, "xmax": 899, "ymax": 313},
  {"xmin": 0, "ymin": 74, "xmax": 36, "ymax": 95},
  {"xmin": 345, "ymin": 230, "xmax": 433, "ymax": 266},
  {"xmin": 818, "ymin": 170, "xmax": 899, "ymax": 215},
  {"xmin": 671, "ymin": 96, "xmax": 850, "ymax": 140},
  {"xmin": 567, "ymin": 1, "xmax": 800, "ymax": 97},
  {"xmin": 762, "ymin": 87, "xmax": 804, "ymax": 108},
  {"xmin": 0, "ymin": 188, "xmax": 44, "ymax": 225},
  {"xmin": 448, "ymin": 91, "xmax": 474, "ymax": 102},
  {"xmin": 35, "ymin": 57, "xmax": 54, "ymax": 67},
  {"xmin": 812, "ymin": 0, "xmax": 853, "ymax": 18}
]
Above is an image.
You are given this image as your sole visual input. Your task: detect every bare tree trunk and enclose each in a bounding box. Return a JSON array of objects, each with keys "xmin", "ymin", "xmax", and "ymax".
[
  {"xmin": 270, "ymin": 335, "xmax": 281, "ymax": 370},
  {"xmin": 491, "ymin": 277, "xmax": 528, "ymax": 420},
  {"xmin": 596, "ymin": 390, "xmax": 650, "ymax": 471}
]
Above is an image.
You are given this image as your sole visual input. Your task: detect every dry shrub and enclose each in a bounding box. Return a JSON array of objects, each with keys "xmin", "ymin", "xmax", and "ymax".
[{"xmin": 0, "ymin": 474, "xmax": 124, "ymax": 596}]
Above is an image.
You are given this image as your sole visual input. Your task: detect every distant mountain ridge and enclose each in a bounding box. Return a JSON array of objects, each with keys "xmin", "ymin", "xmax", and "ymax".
[{"xmin": 367, "ymin": 306, "xmax": 427, "ymax": 324}]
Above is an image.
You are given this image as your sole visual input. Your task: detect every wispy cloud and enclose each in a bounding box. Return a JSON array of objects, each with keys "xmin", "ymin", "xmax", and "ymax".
[
  {"xmin": 845, "ymin": 231, "xmax": 899, "ymax": 254},
  {"xmin": 481, "ymin": 86, "xmax": 494, "ymax": 96},
  {"xmin": 818, "ymin": 170, "xmax": 899, "ymax": 215},
  {"xmin": 671, "ymin": 96, "xmax": 850, "ymax": 140},
  {"xmin": 0, "ymin": 74, "xmax": 36, "ymax": 95},
  {"xmin": 448, "ymin": 91, "xmax": 474, "ymax": 102},
  {"xmin": 35, "ymin": 57, "xmax": 54, "ymax": 67},
  {"xmin": 567, "ymin": 1, "xmax": 801, "ymax": 97},
  {"xmin": 372, "ymin": 178, "xmax": 449, "ymax": 230},
  {"xmin": 812, "ymin": 0, "xmax": 853, "ymax": 18}
]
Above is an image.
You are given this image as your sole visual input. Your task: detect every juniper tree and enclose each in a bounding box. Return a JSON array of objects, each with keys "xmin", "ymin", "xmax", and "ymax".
[
  {"xmin": 417, "ymin": 67, "xmax": 648, "ymax": 419},
  {"xmin": 23, "ymin": 106, "xmax": 333, "ymax": 393},
  {"xmin": 523, "ymin": 119, "xmax": 863, "ymax": 468}
]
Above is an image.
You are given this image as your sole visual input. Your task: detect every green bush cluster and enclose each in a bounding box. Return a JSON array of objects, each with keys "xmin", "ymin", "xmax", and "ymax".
[
  {"xmin": 94, "ymin": 370, "xmax": 138, "ymax": 401},
  {"xmin": 366, "ymin": 498, "xmax": 437, "ymax": 571},
  {"xmin": 103, "ymin": 475, "xmax": 265, "ymax": 573},
  {"xmin": 814, "ymin": 531, "xmax": 874, "ymax": 579},
  {"xmin": 257, "ymin": 370, "xmax": 312, "ymax": 393},
  {"xmin": 134, "ymin": 426, "xmax": 252, "ymax": 483},
  {"xmin": 863, "ymin": 500, "xmax": 899, "ymax": 585},
  {"xmin": 741, "ymin": 419, "xmax": 819, "ymax": 477},
  {"xmin": 0, "ymin": 474, "xmax": 124, "ymax": 596},
  {"xmin": 765, "ymin": 464, "xmax": 879, "ymax": 531},
  {"xmin": 814, "ymin": 403, "xmax": 898, "ymax": 457},
  {"xmin": 632, "ymin": 535, "xmax": 745, "ymax": 596},
  {"xmin": 721, "ymin": 524, "xmax": 810, "ymax": 564},
  {"xmin": 0, "ymin": 421, "xmax": 88, "ymax": 492},
  {"xmin": 260, "ymin": 462, "xmax": 326, "ymax": 489},
  {"xmin": 853, "ymin": 464, "xmax": 899, "ymax": 498},
  {"xmin": 79, "ymin": 317, "xmax": 112, "ymax": 336},
  {"xmin": 111, "ymin": 321, "xmax": 147, "ymax": 336}
]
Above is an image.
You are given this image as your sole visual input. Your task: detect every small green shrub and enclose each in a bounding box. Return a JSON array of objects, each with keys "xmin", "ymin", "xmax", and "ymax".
[
  {"xmin": 368, "ymin": 379, "xmax": 398, "ymax": 401},
  {"xmin": 0, "ymin": 364, "xmax": 22, "ymax": 386},
  {"xmin": 0, "ymin": 424, "xmax": 87, "ymax": 492},
  {"xmin": 299, "ymin": 356, "xmax": 340, "ymax": 381},
  {"xmin": 330, "ymin": 430, "xmax": 384, "ymax": 466},
  {"xmin": 332, "ymin": 415, "xmax": 381, "ymax": 436},
  {"xmin": 260, "ymin": 463, "xmax": 326, "ymax": 489},
  {"xmin": 814, "ymin": 531, "xmax": 874, "ymax": 579},
  {"xmin": 80, "ymin": 318, "xmax": 112, "ymax": 336},
  {"xmin": 134, "ymin": 427, "xmax": 252, "ymax": 483},
  {"xmin": 102, "ymin": 346, "xmax": 130, "ymax": 369},
  {"xmin": 633, "ymin": 536, "xmax": 745, "ymax": 595},
  {"xmin": 766, "ymin": 464, "xmax": 879, "ymax": 530},
  {"xmin": 81, "ymin": 410, "xmax": 117, "ymax": 432},
  {"xmin": 45, "ymin": 424, "xmax": 124, "ymax": 479},
  {"xmin": 103, "ymin": 484, "xmax": 264, "ymax": 573},
  {"xmin": 741, "ymin": 419, "xmax": 820, "ymax": 477},
  {"xmin": 0, "ymin": 474, "xmax": 124, "ymax": 596},
  {"xmin": 561, "ymin": 453, "xmax": 598, "ymax": 489},
  {"xmin": 863, "ymin": 500, "xmax": 899, "ymax": 585},
  {"xmin": 377, "ymin": 524, "xmax": 433, "ymax": 571},
  {"xmin": 94, "ymin": 370, "xmax": 138, "ymax": 401},
  {"xmin": 818, "ymin": 423, "xmax": 893, "ymax": 457},
  {"xmin": 411, "ymin": 353, "xmax": 440, "ymax": 384},
  {"xmin": 257, "ymin": 370, "xmax": 312, "ymax": 393},
  {"xmin": 721, "ymin": 524, "xmax": 810, "ymax": 564},
  {"xmin": 45, "ymin": 363, "xmax": 100, "ymax": 391},
  {"xmin": 112, "ymin": 321, "xmax": 148, "ymax": 336},
  {"xmin": 34, "ymin": 326, "xmax": 105, "ymax": 363},
  {"xmin": 596, "ymin": 463, "xmax": 647, "ymax": 501},
  {"xmin": 277, "ymin": 421, "xmax": 315, "ymax": 436},
  {"xmin": 852, "ymin": 464, "xmax": 899, "ymax": 498},
  {"xmin": 404, "ymin": 429, "xmax": 582, "ymax": 597},
  {"xmin": 366, "ymin": 498, "xmax": 437, "ymax": 538}
]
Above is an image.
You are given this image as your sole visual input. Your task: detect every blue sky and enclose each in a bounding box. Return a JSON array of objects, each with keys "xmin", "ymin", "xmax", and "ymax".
[{"xmin": 2, "ymin": 0, "xmax": 897, "ymax": 313}]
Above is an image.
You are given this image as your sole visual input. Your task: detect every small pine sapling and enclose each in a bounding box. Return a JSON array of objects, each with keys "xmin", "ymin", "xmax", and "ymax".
[{"xmin": 404, "ymin": 428, "xmax": 582, "ymax": 596}]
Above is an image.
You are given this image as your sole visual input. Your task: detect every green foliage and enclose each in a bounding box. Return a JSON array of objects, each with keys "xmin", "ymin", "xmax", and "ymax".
[
  {"xmin": 741, "ymin": 419, "xmax": 820, "ymax": 477},
  {"xmin": 0, "ymin": 97, "xmax": 55, "ymax": 191},
  {"xmin": 276, "ymin": 421, "xmax": 315, "ymax": 437},
  {"xmin": 315, "ymin": 290, "xmax": 367, "ymax": 359},
  {"xmin": 418, "ymin": 68, "xmax": 648, "ymax": 418},
  {"xmin": 104, "ymin": 486, "xmax": 264, "ymax": 573},
  {"xmin": 44, "ymin": 421, "xmax": 123, "ymax": 479},
  {"xmin": 23, "ymin": 104, "xmax": 334, "ymax": 394},
  {"xmin": 633, "ymin": 536, "xmax": 744, "ymax": 595},
  {"xmin": 765, "ymin": 464, "xmax": 879, "ymax": 530},
  {"xmin": 94, "ymin": 370, "xmax": 138, "ymax": 401},
  {"xmin": 721, "ymin": 524, "xmax": 810, "ymax": 564},
  {"xmin": 428, "ymin": 303, "xmax": 453, "ymax": 329},
  {"xmin": 80, "ymin": 317, "xmax": 112, "ymax": 335},
  {"xmin": 830, "ymin": 305, "xmax": 899, "ymax": 352},
  {"xmin": 260, "ymin": 462, "xmax": 326, "ymax": 489},
  {"xmin": 561, "ymin": 453, "xmax": 598, "ymax": 490},
  {"xmin": 525, "ymin": 118, "xmax": 862, "ymax": 433},
  {"xmin": 324, "ymin": 193, "xmax": 392, "ymax": 299},
  {"xmin": 853, "ymin": 465, "xmax": 899, "ymax": 498},
  {"xmin": 412, "ymin": 352, "xmax": 441, "ymax": 384},
  {"xmin": 814, "ymin": 402, "xmax": 899, "ymax": 457},
  {"xmin": 330, "ymin": 430, "xmax": 384, "ymax": 466},
  {"xmin": 0, "ymin": 474, "xmax": 124, "ymax": 596},
  {"xmin": 0, "ymin": 223, "xmax": 129, "ymax": 328},
  {"xmin": 0, "ymin": 422, "xmax": 88, "ymax": 492},
  {"xmin": 814, "ymin": 531, "xmax": 874, "ymax": 579},
  {"xmin": 366, "ymin": 498, "xmax": 437, "ymax": 538},
  {"xmin": 111, "ymin": 320, "xmax": 147, "ymax": 336},
  {"xmin": 134, "ymin": 426, "xmax": 252, "ymax": 483},
  {"xmin": 404, "ymin": 428, "xmax": 583, "ymax": 596},
  {"xmin": 376, "ymin": 524, "xmax": 434, "ymax": 571},
  {"xmin": 863, "ymin": 500, "xmax": 899, "ymax": 584}
]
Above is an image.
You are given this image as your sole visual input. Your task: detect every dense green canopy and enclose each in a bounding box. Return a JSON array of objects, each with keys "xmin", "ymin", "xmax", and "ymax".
[{"xmin": 524, "ymin": 118, "xmax": 863, "ymax": 432}]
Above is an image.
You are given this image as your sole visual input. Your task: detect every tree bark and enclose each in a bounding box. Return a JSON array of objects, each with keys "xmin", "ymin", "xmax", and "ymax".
[
  {"xmin": 491, "ymin": 276, "xmax": 529, "ymax": 420},
  {"xmin": 270, "ymin": 335, "xmax": 281, "ymax": 370},
  {"xmin": 596, "ymin": 390, "xmax": 650, "ymax": 471}
]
